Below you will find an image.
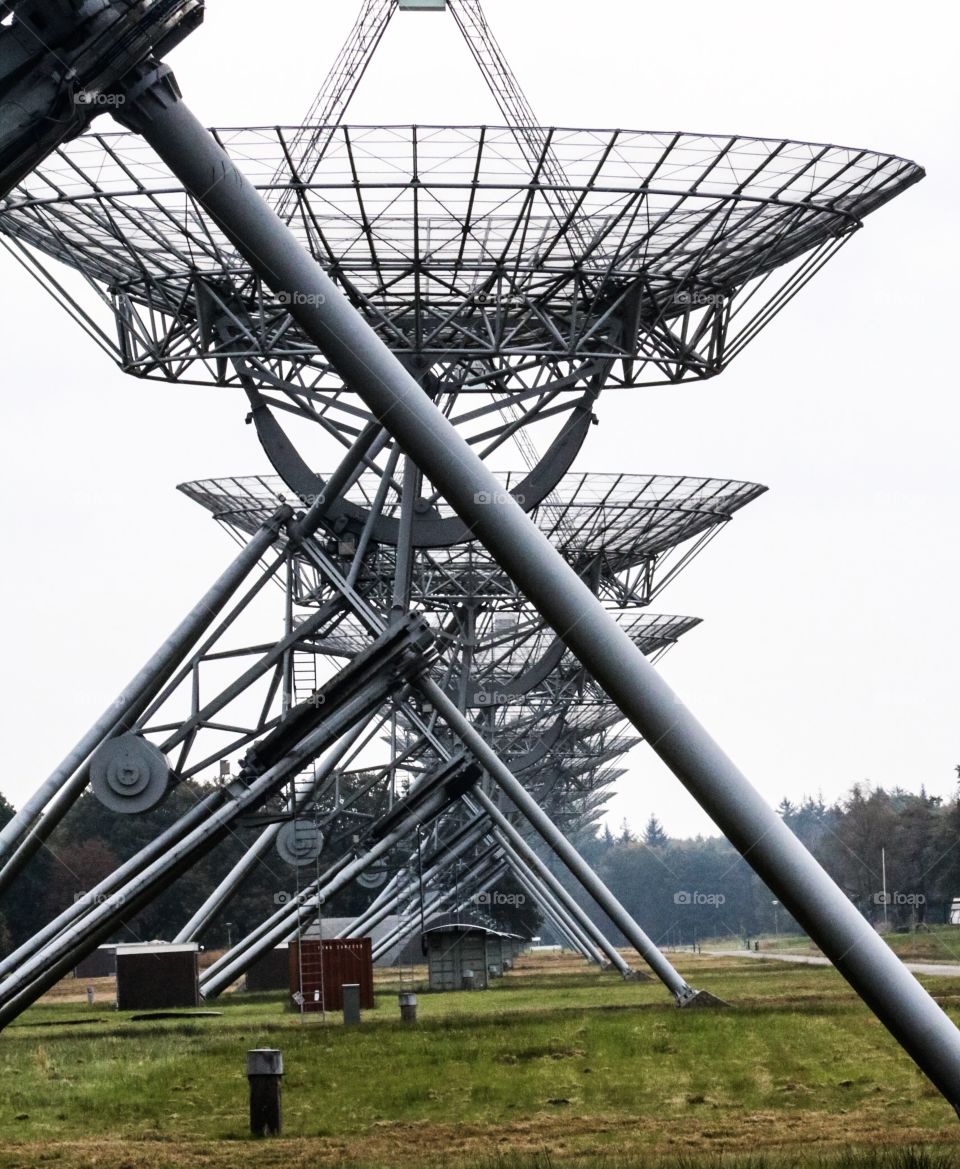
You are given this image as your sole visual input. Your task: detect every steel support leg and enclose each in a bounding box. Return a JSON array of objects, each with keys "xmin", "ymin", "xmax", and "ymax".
[
  {"xmin": 116, "ymin": 74, "xmax": 960, "ymax": 1106},
  {"xmin": 371, "ymin": 854, "xmax": 508, "ymax": 962},
  {"xmin": 493, "ymin": 843, "xmax": 607, "ymax": 965},
  {"xmin": 341, "ymin": 817, "xmax": 490, "ymax": 939},
  {"xmin": 471, "ymin": 792, "xmax": 635, "ymax": 976},
  {"xmin": 504, "ymin": 863, "xmax": 596, "ymax": 961},
  {"xmin": 0, "ymin": 653, "xmax": 413, "ymax": 1024}
]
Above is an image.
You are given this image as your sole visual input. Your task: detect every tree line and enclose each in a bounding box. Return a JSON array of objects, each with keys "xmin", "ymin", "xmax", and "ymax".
[
  {"xmin": 0, "ymin": 778, "xmax": 957, "ymax": 955},
  {"xmin": 564, "ymin": 781, "xmax": 960, "ymax": 947}
]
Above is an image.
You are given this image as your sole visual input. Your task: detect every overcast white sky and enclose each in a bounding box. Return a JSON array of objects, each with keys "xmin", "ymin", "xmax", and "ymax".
[{"xmin": 0, "ymin": 0, "xmax": 957, "ymax": 840}]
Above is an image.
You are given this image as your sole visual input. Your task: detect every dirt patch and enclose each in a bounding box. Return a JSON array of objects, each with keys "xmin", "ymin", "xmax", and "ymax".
[{"xmin": 2, "ymin": 1108, "xmax": 959, "ymax": 1169}]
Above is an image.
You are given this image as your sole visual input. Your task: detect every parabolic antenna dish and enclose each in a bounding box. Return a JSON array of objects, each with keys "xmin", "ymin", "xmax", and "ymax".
[
  {"xmin": 0, "ymin": 124, "xmax": 922, "ymax": 395},
  {"xmin": 179, "ymin": 469, "xmax": 766, "ymax": 598}
]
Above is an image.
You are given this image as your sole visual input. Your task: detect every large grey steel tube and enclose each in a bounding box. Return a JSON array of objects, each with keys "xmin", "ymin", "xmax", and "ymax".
[
  {"xmin": 117, "ymin": 73, "xmax": 960, "ymax": 1107},
  {"xmin": 506, "ymin": 863, "xmax": 596, "ymax": 961},
  {"xmin": 202, "ymin": 802, "xmax": 446, "ymax": 997},
  {"xmin": 371, "ymin": 851, "xmax": 507, "ymax": 962},
  {"xmin": 0, "ymin": 789, "xmax": 224, "ymax": 981},
  {"xmin": 494, "ymin": 842, "xmax": 607, "ymax": 966},
  {"xmin": 343, "ymin": 818, "xmax": 489, "ymax": 938}
]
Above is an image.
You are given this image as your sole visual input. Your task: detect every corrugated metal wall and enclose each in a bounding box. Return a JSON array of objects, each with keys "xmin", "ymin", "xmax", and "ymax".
[
  {"xmin": 116, "ymin": 951, "xmax": 200, "ymax": 1010},
  {"xmin": 427, "ymin": 931, "xmax": 491, "ymax": 990},
  {"xmin": 289, "ymin": 938, "xmax": 375, "ymax": 1011}
]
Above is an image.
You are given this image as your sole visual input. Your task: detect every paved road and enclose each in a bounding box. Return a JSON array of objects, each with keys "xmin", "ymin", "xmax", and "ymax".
[{"xmin": 705, "ymin": 948, "xmax": 960, "ymax": 978}]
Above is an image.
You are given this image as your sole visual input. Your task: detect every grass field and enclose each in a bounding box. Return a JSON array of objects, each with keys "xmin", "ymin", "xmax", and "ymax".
[
  {"xmin": 726, "ymin": 925, "xmax": 960, "ymax": 965},
  {"xmin": 0, "ymin": 951, "xmax": 959, "ymax": 1169}
]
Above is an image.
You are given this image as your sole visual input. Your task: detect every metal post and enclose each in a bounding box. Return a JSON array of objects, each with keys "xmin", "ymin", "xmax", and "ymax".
[
  {"xmin": 247, "ymin": 1048, "xmax": 283, "ymax": 1137},
  {"xmin": 342, "ymin": 983, "xmax": 361, "ymax": 1026},
  {"xmin": 882, "ymin": 846, "xmax": 889, "ymax": 930},
  {"xmin": 116, "ymin": 75, "xmax": 960, "ymax": 1106}
]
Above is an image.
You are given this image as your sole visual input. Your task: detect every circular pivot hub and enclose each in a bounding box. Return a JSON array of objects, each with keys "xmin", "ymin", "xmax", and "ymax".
[
  {"xmin": 277, "ymin": 819, "xmax": 324, "ymax": 867},
  {"xmin": 90, "ymin": 734, "xmax": 171, "ymax": 814},
  {"xmin": 357, "ymin": 862, "xmax": 389, "ymax": 890}
]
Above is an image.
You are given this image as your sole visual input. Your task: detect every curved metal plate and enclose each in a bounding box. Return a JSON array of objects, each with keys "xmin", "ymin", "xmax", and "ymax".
[
  {"xmin": 90, "ymin": 734, "xmax": 170, "ymax": 815},
  {"xmin": 249, "ymin": 390, "xmax": 596, "ymax": 550},
  {"xmin": 357, "ymin": 862, "xmax": 389, "ymax": 889},
  {"xmin": 467, "ymin": 635, "xmax": 567, "ymax": 709},
  {"xmin": 276, "ymin": 819, "xmax": 324, "ymax": 867}
]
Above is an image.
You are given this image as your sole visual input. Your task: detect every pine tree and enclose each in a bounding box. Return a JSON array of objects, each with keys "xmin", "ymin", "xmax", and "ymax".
[{"xmin": 643, "ymin": 814, "xmax": 668, "ymax": 847}]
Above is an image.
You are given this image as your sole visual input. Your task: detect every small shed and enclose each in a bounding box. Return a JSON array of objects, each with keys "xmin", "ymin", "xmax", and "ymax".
[
  {"xmin": 424, "ymin": 922, "xmax": 513, "ymax": 991},
  {"xmin": 115, "ymin": 943, "xmax": 200, "ymax": 1010},
  {"xmin": 74, "ymin": 944, "xmax": 118, "ymax": 979},
  {"xmin": 245, "ymin": 943, "xmax": 289, "ymax": 992},
  {"xmin": 289, "ymin": 938, "xmax": 375, "ymax": 1012}
]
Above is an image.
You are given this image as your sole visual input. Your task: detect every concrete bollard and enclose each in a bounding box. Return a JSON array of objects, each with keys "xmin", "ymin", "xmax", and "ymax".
[
  {"xmin": 247, "ymin": 1048, "xmax": 283, "ymax": 1137},
  {"xmin": 86, "ymin": 986, "xmax": 95, "ymax": 1006},
  {"xmin": 342, "ymin": 983, "xmax": 361, "ymax": 1026},
  {"xmin": 399, "ymin": 991, "xmax": 417, "ymax": 1023}
]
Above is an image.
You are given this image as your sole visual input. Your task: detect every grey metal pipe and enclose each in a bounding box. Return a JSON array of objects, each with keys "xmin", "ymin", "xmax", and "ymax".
[
  {"xmin": 0, "ymin": 508, "xmax": 291, "ymax": 887},
  {"xmin": 376, "ymin": 856, "xmax": 592, "ymax": 966},
  {"xmin": 370, "ymin": 849, "xmax": 504, "ymax": 961},
  {"xmin": 200, "ymin": 852, "xmax": 356, "ymax": 987},
  {"xmin": 495, "ymin": 831, "xmax": 630, "ymax": 974},
  {"xmin": 505, "ymin": 862, "xmax": 595, "ymax": 961},
  {"xmin": 0, "ymin": 788, "xmax": 225, "ymax": 981},
  {"xmin": 472, "ymin": 792, "xmax": 633, "ymax": 975},
  {"xmin": 342, "ymin": 818, "xmax": 489, "ymax": 938},
  {"xmin": 117, "ymin": 76, "xmax": 960, "ymax": 1106},
  {"xmin": 424, "ymin": 681, "xmax": 694, "ymax": 998},
  {"xmin": 201, "ymin": 756, "xmax": 478, "ymax": 993},
  {"xmin": 494, "ymin": 841, "xmax": 605, "ymax": 965},
  {"xmin": 202, "ymin": 799, "xmax": 445, "ymax": 998}
]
